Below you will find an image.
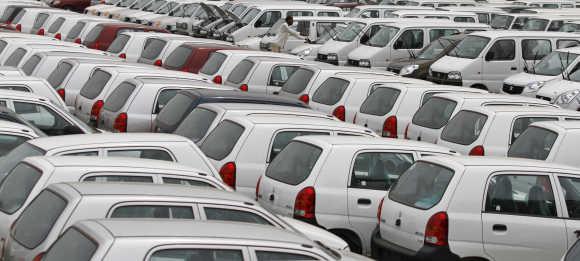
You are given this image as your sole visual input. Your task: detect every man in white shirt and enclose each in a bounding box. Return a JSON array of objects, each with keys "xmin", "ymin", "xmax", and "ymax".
[{"xmin": 272, "ymin": 16, "xmax": 305, "ymax": 52}]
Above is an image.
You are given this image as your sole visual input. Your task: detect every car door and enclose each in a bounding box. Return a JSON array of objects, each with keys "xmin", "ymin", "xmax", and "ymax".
[
  {"xmin": 481, "ymin": 39, "xmax": 518, "ymax": 92},
  {"xmin": 482, "ymin": 172, "xmax": 567, "ymax": 261},
  {"xmin": 554, "ymin": 174, "xmax": 580, "ymax": 250},
  {"xmin": 390, "ymin": 28, "xmax": 425, "ymax": 62}
]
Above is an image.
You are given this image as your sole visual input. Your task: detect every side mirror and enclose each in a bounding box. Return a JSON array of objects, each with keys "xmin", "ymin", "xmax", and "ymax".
[
  {"xmin": 485, "ymin": 51, "xmax": 495, "ymax": 61},
  {"xmin": 360, "ymin": 34, "xmax": 369, "ymax": 43},
  {"xmin": 63, "ymin": 125, "xmax": 83, "ymax": 135}
]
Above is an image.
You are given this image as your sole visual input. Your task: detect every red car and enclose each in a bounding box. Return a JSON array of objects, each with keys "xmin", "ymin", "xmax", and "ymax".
[
  {"xmin": 83, "ymin": 23, "xmax": 168, "ymax": 51},
  {"xmin": 162, "ymin": 43, "xmax": 242, "ymax": 74},
  {"xmin": 50, "ymin": 0, "xmax": 91, "ymax": 12}
]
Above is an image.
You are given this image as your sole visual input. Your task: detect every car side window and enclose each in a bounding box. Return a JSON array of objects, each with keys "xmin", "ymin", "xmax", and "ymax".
[
  {"xmin": 150, "ymin": 249, "xmax": 244, "ymax": 261},
  {"xmin": 454, "ymin": 17, "xmax": 475, "ymax": 23},
  {"xmin": 318, "ymin": 12, "xmax": 339, "ymax": 17},
  {"xmin": 511, "ymin": 117, "xmax": 557, "ymax": 144},
  {"xmin": 269, "ymin": 66, "xmax": 298, "ymax": 87},
  {"xmin": 60, "ymin": 151, "xmax": 99, "ymax": 156},
  {"xmin": 13, "ymin": 102, "xmax": 70, "ymax": 135},
  {"xmin": 83, "ymin": 175, "xmax": 154, "ymax": 183},
  {"xmin": 107, "ymin": 149, "xmax": 174, "ymax": 161},
  {"xmin": 203, "ymin": 207, "xmax": 273, "ymax": 225},
  {"xmin": 269, "ymin": 131, "xmax": 329, "ymax": 162},
  {"xmin": 477, "ymin": 13, "xmax": 490, "ymax": 24},
  {"xmin": 155, "ymin": 89, "xmax": 179, "ymax": 114},
  {"xmin": 111, "ymin": 205, "xmax": 194, "ymax": 219},
  {"xmin": 558, "ymin": 39, "xmax": 580, "ymax": 49},
  {"xmin": 351, "ymin": 152, "xmax": 414, "ymax": 190},
  {"xmin": 287, "ymin": 11, "xmax": 313, "ymax": 17},
  {"xmin": 522, "ymin": 39, "xmax": 551, "ymax": 60},
  {"xmin": 255, "ymin": 251, "xmax": 318, "ymax": 260},
  {"xmin": 255, "ymin": 11, "xmax": 281, "ymax": 28},
  {"xmin": 558, "ymin": 176, "xmax": 580, "ymax": 218},
  {"xmin": 428, "ymin": 29, "xmax": 459, "ymax": 42},
  {"xmin": 163, "ymin": 177, "xmax": 216, "ymax": 188},
  {"xmin": 360, "ymin": 10, "xmax": 379, "ymax": 18},
  {"xmin": 485, "ymin": 174, "xmax": 556, "ymax": 217},
  {"xmin": 394, "ymin": 29, "xmax": 424, "ymax": 49},
  {"xmin": 487, "ymin": 40, "xmax": 515, "ymax": 61}
]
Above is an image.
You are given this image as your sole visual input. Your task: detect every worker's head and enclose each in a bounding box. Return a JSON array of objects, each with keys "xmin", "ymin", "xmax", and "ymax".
[{"xmin": 285, "ymin": 15, "xmax": 294, "ymax": 25}]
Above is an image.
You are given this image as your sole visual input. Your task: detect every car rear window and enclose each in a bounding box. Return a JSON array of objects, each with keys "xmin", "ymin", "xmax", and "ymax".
[
  {"xmin": 281, "ymin": 68, "xmax": 314, "ymax": 94},
  {"xmin": 164, "ymin": 45, "xmax": 193, "ymax": 70},
  {"xmin": 47, "ymin": 62, "xmax": 73, "ymax": 88},
  {"xmin": 507, "ymin": 126, "xmax": 558, "ymax": 160},
  {"xmin": 227, "ymin": 60, "xmax": 254, "ymax": 84},
  {"xmin": 4, "ymin": 48, "xmax": 26, "ymax": 67},
  {"xmin": 174, "ymin": 107, "xmax": 218, "ymax": 142},
  {"xmin": 84, "ymin": 25, "xmax": 103, "ymax": 43},
  {"xmin": 0, "ymin": 143, "xmax": 44, "ymax": 181},
  {"xmin": 79, "ymin": 69, "xmax": 112, "ymax": 99},
  {"xmin": 66, "ymin": 22, "xmax": 86, "ymax": 41},
  {"xmin": 312, "ymin": 78, "xmax": 349, "ymax": 105},
  {"xmin": 441, "ymin": 110, "xmax": 487, "ymax": 145},
  {"xmin": 21, "ymin": 55, "xmax": 41, "ymax": 76},
  {"xmin": 389, "ymin": 161, "xmax": 454, "ymax": 210},
  {"xmin": 203, "ymin": 207, "xmax": 272, "ymax": 225},
  {"xmin": 103, "ymin": 82, "xmax": 136, "ymax": 112},
  {"xmin": 412, "ymin": 97, "xmax": 457, "ymax": 129},
  {"xmin": 265, "ymin": 141, "xmax": 322, "ymax": 185},
  {"xmin": 156, "ymin": 93, "xmax": 195, "ymax": 131},
  {"xmin": 13, "ymin": 189, "xmax": 68, "ymax": 249},
  {"xmin": 48, "ymin": 17, "xmax": 65, "ymax": 33},
  {"xmin": 200, "ymin": 120, "xmax": 245, "ymax": 160},
  {"xmin": 200, "ymin": 52, "xmax": 226, "ymax": 75},
  {"xmin": 0, "ymin": 40, "xmax": 8, "ymax": 56},
  {"xmin": 359, "ymin": 87, "xmax": 401, "ymax": 116},
  {"xmin": 140, "ymin": 38, "xmax": 166, "ymax": 60},
  {"xmin": 107, "ymin": 34, "xmax": 130, "ymax": 54},
  {"xmin": 0, "ymin": 163, "xmax": 42, "ymax": 214},
  {"xmin": 42, "ymin": 228, "xmax": 98, "ymax": 261},
  {"xmin": 33, "ymin": 13, "xmax": 49, "ymax": 30}
]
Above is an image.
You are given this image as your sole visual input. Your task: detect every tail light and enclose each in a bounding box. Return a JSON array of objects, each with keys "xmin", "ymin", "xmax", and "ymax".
[
  {"xmin": 212, "ymin": 75, "xmax": 222, "ymax": 84},
  {"xmin": 333, "ymin": 105, "xmax": 345, "ymax": 121},
  {"xmin": 294, "ymin": 186, "xmax": 316, "ymax": 223},
  {"xmin": 113, "ymin": 112, "xmax": 128, "ymax": 132},
  {"xmin": 469, "ymin": 145, "xmax": 485, "ymax": 156},
  {"xmin": 404, "ymin": 123, "xmax": 410, "ymax": 139},
  {"xmin": 36, "ymin": 28, "xmax": 45, "ymax": 35},
  {"xmin": 74, "ymin": 38, "xmax": 81, "ymax": 44},
  {"xmin": 154, "ymin": 59, "xmax": 162, "ymax": 66},
  {"xmin": 15, "ymin": 24, "xmax": 21, "ymax": 32},
  {"xmin": 219, "ymin": 162, "xmax": 236, "ymax": 189},
  {"xmin": 55, "ymin": 33, "xmax": 61, "ymax": 40},
  {"xmin": 424, "ymin": 212, "xmax": 448, "ymax": 246},
  {"xmin": 377, "ymin": 197, "xmax": 384, "ymax": 224},
  {"xmin": 57, "ymin": 89, "xmax": 65, "ymax": 101},
  {"xmin": 94, "ymin": 42, "xmax": 100, "ymax": 50},
  {"xmin": 239, "ymin": 84, "xmax": 248, "ymax": 92},
  {"xmin": 382, "ymin": 116, "xmax": 398, "ymax": 138},
  {"xmin": 299, "ymin": 94, "xmax": 309, "ymax": 104},
  {"xmin": 255, "ymin": 176, "xmax": 261, "ymax": 200},
  {"xmin": 90, "ymin": 100, "xmax": 104, "ymax": 122},
  {"xmin": 118, "ymin": 53, "xmax": 126, "ymax": 59},
  {"xmin": 32, "ymin": 252, "xmax": 45, "ymax": 261}
]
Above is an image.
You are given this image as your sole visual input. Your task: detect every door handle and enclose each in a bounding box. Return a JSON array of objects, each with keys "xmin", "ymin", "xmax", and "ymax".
[
  {"xmin": 492, "ymin": 224, "xmax": 507, "ymax": 232},
  {"xmin": 510, "ymin": 67, "xmax": 517, "ymax": 71},
  {"xmin": 268, "ymin": 194, "xmax": 274, "ymax": 201},
  {"xmin": 357, "ymin": 198, "xmax": 371, "ymax": 205}
]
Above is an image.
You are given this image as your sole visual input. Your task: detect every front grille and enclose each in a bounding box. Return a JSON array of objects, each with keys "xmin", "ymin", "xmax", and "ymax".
[
  {"xmin": 503, "ymin": 84, "xmax": 524, "ymax": 94},
  {"xmin": 135, "ymin": 19, "xmax": 142, "ymax": 24},
  {"xmin": 387, "ymin": 67, "xmax": 400, "ymax": 74},
  {"xmin": 348, "ymin": 59, "xmax": 359, "ymax": 66},
  {"xmin": 431, "ymin": 71, "xmax": 448, "ymax": 80},
  {"xmin": 317, "ymin": 53, "xmax": 328, "ymax": 61},
  {"xmin": 260, "ymin": 42, "xmax": 269, "ymax": 50},
  {"xmin": 536, "ymin": 95, "xmax": 552, "ymax": 102}
]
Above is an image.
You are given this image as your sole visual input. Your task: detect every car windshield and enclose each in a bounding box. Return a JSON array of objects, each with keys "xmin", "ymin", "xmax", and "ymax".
[
  {"xmin": 132, "ymin": 0, "xmax": 151, "ymax": 9},
  {"xmin": 0, "ymin": 143, "xmax": 44, "ymax": 181},
  {"xmin": 119, "ymin": 0, "xmax": 137, "ymax": 7},
  {"xmin": 447, "ymin": 35, "xmax": 490, "ymax": 59},
  {"xmin": 533, "ymin": 51, "xmax": 579, "ymax": 76},
  {"xmin": 200, "ymin": 120, "xmax": 245, "ymax": 160},
  {"xmin": 523, "ymin": 18, "xmax": 549, "ymax": 31},
  {"xmin": 144, "ymin": 0, "xmax": 166, "ymax": 11},
  {"xmin": 490, "ymin": 14, "xmax": 514, "ymax": 29},
  {"xmin": 0, "ymin": 163, "xmax": 42, "ymax": 214},
  {"xmin": 173, "ymin": 3, "xmax": 199, "ymax": 17},
  {"xmin": 364, "ymin": 26, "xmax": 399, "ymax": 47},
  {"xmin": 335, "ymin": 22, "xmax": 365, "ymax": 42},
  {"xmin": 240, "ymin": 8, "xmax": 260, "ymax": 25},
  {"xmin": 266, "ymin": 141, "xmax": 322, "ymax": 185},
  {"xmin": 316, "ymin": 24, "xmax": 346, "ymax": 44},
  {"xmin": 417, "ymin": 38, "xmax": 454, "ymax": 60},
  {"xmin": 360, "ymin": 87, "xmax": 401, "ymax": 116},
  {"xmin": 507, "ymin": 126, "xmax": 558, "ymax": 160}
]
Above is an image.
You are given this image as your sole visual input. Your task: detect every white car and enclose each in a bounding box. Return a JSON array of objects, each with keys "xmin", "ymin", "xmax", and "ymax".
[
  {"xmin": 199, "ymin": 113, "xmax": 376, "ymax": 195},
  {"xmin": 20, "ymin": 50, "xmax": 113, "ymax": 78},
  {"xmin": 374, "ymin": 155, "xmax": 580, "ymax": 261},
  {"xmin": 3, "ymin": 44, "xmax": 89, "ymax": 68},
  {"xmin": 0, "ymin": 76, "xmax": 65, "ymax": 109},
  {"xmin": 258, "ymin": 135, "xmax": 456, "ymax": 255},
  {"xmin": 63, "ymin": 18, "xmax": 121, "ymax": 43},
  {"xmin": 45, "ymin": 14, "xmax": 90, "ymax": 39},
  {"xmin": 136, "ymin": 34, "xmax": 229, "ymax": 66},
  {"xmin": 10, "ymin": 7, "xmax": 62, "ymax": 33},
  {"xmin": 0, "ymin": 120, "xmax": 39, "ymax": 156},
  {"xmin": 0, "ymin": 39, "xmax": 82, "ymax": 65},
  {"xmin": 106, "ymin": 31, "xmax": 175, "ymax": 62},
  {"xmin": 32, "ymin": 9, "xmax": 77, "ymax": 36}
]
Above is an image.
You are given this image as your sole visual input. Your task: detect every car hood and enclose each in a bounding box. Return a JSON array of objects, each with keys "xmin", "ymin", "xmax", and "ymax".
[
  {"xmin": 348, "ymin": 45, "xmax": 381, "ymax": 60},
  {"xmin": 430, "ymin": 55, "xmax": 471, "ymax": 73},
  {"xmin": 237, "ymin": 37, "xmax": 261, "ymax": 50},
  {"xmin": 537, "ymin": 79, "xmax": 580, "ymax": 99},
  {"xmin": 318, "ymin": 39, "xmax": 349, "ymax": 54},
  {"xmin": 291, "ymin": 43, "xmax": 323, "ymax": 54},
  {"xmin": 504, "ymin": 72, "xmax": 560, "ymax": 86}
]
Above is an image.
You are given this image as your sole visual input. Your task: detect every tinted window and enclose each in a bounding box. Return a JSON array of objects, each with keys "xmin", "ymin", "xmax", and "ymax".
[
  {"xmin": 174, "ymin": 107, "xmax": 217, "ymax": 142},
  {"xmin": 61, "ymin": 151, "xmax": 98, "ymax": 156},
  {"xmin": 48, "ymin": 18, "xmax": 65, "ymax": 34},
  {"xmin": 157, "ymin": 93, "xmax": 194, "ymax": 130},
  {"xmin": 558, "ymin": 39, "xmax": 580, "ymax": 49},
  {"xmin": 163, "ymin": 177, "xmax": 215, "ymax": 188},
  {"xmin": 0, "ymin": 143, "xmax": 44, "ymax": 179},
  {"xmin": 256, "ymin": 251, "xmax": 317, "ymax": 260},
  {"xmin": 204, "ymin": 207, "xmax": 272, "ymax": 225},
  {"xmin": 227, "ymin": 60, "xmax": 254, "ymax": 84},
  {"xmin": 511, "ymin": 117, "xmax": 557, "ymax": 144},
  {"xmin": 351, "ymin": 152, "xmax": 414, "ymax": 190},
  {"xmin": 84, "ymin": 25, "xmax": 103, "ymax": 43},
  {"xmin": 151, "ymin": 249, "xmax": 243, "ymax": 261},
  {"xmin": 312, "ymin": 78, "xmax": 350, "ymax": 105},
  {"xmin": 477, "ymin": 13, "xmax": 489, "ymax": 24},
  {"xmin": 111, "ymin": 205, "xmax": 194, "ymax": 219},
  {"xmin": 559, "ymin": 177, "xmax": 580, "ymax": 219},
  {"xmin": 155, "ymin": 89, "xmax": 178, "ymax": 114},
  {"xmin": 0, "ymin": 135, "xmax": 28, "ymax": 156},
  {"xmin": 66, "ymin": 22, "xmax": 86, "ymax": 41},
  {"xmin": 83, "ymin": 175, "xmax": 154, "ymax": 183},
  {"xmin": 47, "ymin": 62, "xmax": 73, "ymax": 88},
  {"xmin": 266, "ymin": 141, "xmax": 321, "ymax": 185},
  {"xmin": 287, "ymin": 11, "xmax": 313, "ymax": 17},
  {"xmin": 507, "ymin": 126, "xmax": 558, "ymax": 160},
  {"xmin": 164, "ymin": 46, "xmax": 193, "ymax": 70},
  {"xmin": 428, "ymin": 29, "xmax": 458, "ymax": 42},
  {"xmin": 14, "ymin": 102, "xmax": 71, "ymax": 135},
  {"xmin": 42, "ymin": 228, "xmax": 97, "ymax": 261},
  {"xmin": 270, "ymin": 131, "xmax": 329, "ymax": 162},
  {"xmin": 21, "ymin": 55, "xmax": 41, "ymax": 76},
  {"xmin": 389, "ymin": 161, "xmax": 454, "ymax": 210},
  {"xmin": 13, "ymin": 190, "xmax": 67, "ymax": 248},
  {"xmin": 0, "ymin": 163, "xmax": 42, "ymax": 214},
  {"xmin": 200, "ymin": 52, "xmax": 226, "ymax": 75},
  {"xmin": 79, "ymin": 70, "xmax": 112, "ymax": 99},
  {"xmin": 107, "ymin": 34, "xmax": 130, "ymax": 54},
  {"xmin": 140, "ymin": 38, "xmax": 166, "ymax": 60},
  {"xmin": 33, "ymin": 13, "xmax": 49, "ymax": 30},
  {"xmin": 255, "ymin": 11, "xmax": 281, "ymax": 28},
  {"xmin": 269, "ymin": 66, "xmax": 298, "ymax": 87},
  {"xmin": 359, "ymin": 87, "xmax": 401, "ymax": 116},
  {"xmin": 281, "ymin": 68, "xmax": 314, "ymax": 94},
  {"xmin": 441, "ymin": 110, "xmax": 487, "ymax": 145},
  {"xmin": 454, "ymin": 17, "xmax": 475, "ymax": 23},
  {"xmin": 487, "ymin": 40, "xmax": 515, "ymax": 61},
  {"xmin": 522, "ymin": 39, "xmax": 551, "ymax": 60},
  {"xmin": 394, "ymin": 29, "xmax": 424, "ymax": 49},
  {"xmin": 4, "ymin": 48, "xmax": 26, "ymax": 67},
  {"xmin": 485, "ymin": 174, "xmax": 556, "ymax": 217},
  {"xmin": 200, "ymin": 120, "xmax": 245, "ymax": 160},
  {"xmin": 0, "ymin": 86, "xmax": 28, "ymax": 92},
  {"xmin": 412, "ymin": 97, "xmax": 457, "ymax": 129},
  {"xmin": 448, "ymin": 35, "xmax": 490, "ymax": 59},
  {"xmin": 103, "ymin": 82, "xmax": 136, "ymax": 112},
  {"xmin": 107, "ymin": 149, "xmax": 173, "ymax": 161}
]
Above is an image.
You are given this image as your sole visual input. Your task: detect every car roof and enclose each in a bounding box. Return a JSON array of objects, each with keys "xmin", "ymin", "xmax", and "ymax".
[
  {"xmin": 386, "ymin": 19, "xmax": 490, "ymax": 28},
  {"xmin": 243, "ymin": 56, "xmax": 316, "ymax": 64},
  {"xmin": 28, "ymin": 156, "xmax": 201, "ymax": 172},
  {"xmin": 34, "ymin": 51, "xmax": 109, "ymax": 58},
  {"xmin": 0, "ymin": 120, "xmax": 36, "ymax": 134},
  {"xmin": 470, "ymin": 105, "xmax": 580, "ymax": 115},
  {"xmin": 422, "ymin": 155, "xmax": 580, "ymax": 171},
  {"xmin": 531, "ymin": 120, "xmax": 580, "ymax": 132},
  {"xmin": 230, "ymin": 114, "xmax": 372, "ymax": 130},
  {"xmin": 119, "ymin": 31, "xmax": 175, "ymax": 38},
  {"xmin": 295, "ymin": 135, "xmax": 454, "ymax": 152},
  {"xmin": 61, "ymin": 57, "xmax": 139, "ymax": 66},
  {"xmin": 28, "ymin": 133, "xmax": 191, "ymax": 150},
  {"xmin": 201, "ymin": 102, "xmax": 329, "ymax": 114},
  {"xmin": 433, "ymin": 92, "xmax": 551, "ymax": 103},
  {"xmin": 178, "ymin": 89, "xmax": 307, "ymax": 107},
  {"xmin": 130, "ymin": 77, "xmax": 216, "ymax": 86},
  {"xmin": 0, "ymin": 89, "xmax": 50, "ymax": 102},
  {"xmin": 470, "ymin": 30, "xmax": 579, "ymax": 38},
  {"xmin": 0, "ymin": 76, "xmax": 45, "ymax": 82}
]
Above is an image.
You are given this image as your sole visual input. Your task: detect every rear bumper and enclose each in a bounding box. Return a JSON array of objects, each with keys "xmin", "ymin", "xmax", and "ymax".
[{"xmin": 371, "ymin": 227, "xmax": 459, "ymax": 261}]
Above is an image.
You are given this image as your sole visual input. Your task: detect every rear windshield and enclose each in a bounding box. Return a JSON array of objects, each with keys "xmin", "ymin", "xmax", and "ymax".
[
  {"xmin": 566, "ymin": 240, "xmax": 580, "ymax": 261},
  {"xmin": 140, "ymin": 38, "xmax": 166, "ymax": 60},
  {"xmin": 13, "ymin": 189, "xmax": 68, "ymax": 249},
  {"xmin": 281, "ymin": 68, "xmax": 314, "ymax": 94},
  {"xmin": 66, "ymin": 22, "xmax": 86, "ymax": 41},
  {"xmin": 47, "ymin": 62, "xmax": 73, "ymax": 88},
  {"xmin": 43, "ymin": 228, "xmax": 98, "ymax": 261},
  {"xmin": 389, "ymin": 161, "xmax": 454, "ymax": 210},
  {"xmin": 156, "ymin": 93, "xmax": 195, "ymax": 131},
  {"xmin": 174, "ymin": 107, "xmax": 218, "ymax": 142},
  {"xmin": 0, "ymin": 163, "xmax": 42, "ymax": 214},
  {"xmin": 103, "ymin": 82, "xmax": 136, "ymax": 112},
  {"xmin": 200, "ymin": 52, "xmax": 226, "ymax": 75},
  {"xmin": 48, "ymin": 17, "xmax": 65, "ymax": 33},
  {"xmin": 4, "ymin": 48, "xmax": 26, "ymax": 67},
  {"xmin": 21, "ymin": 55, "xmax": 41, "ymax": 76},
  {"xmin": 84, "ymin": 25, "xmax": 104, "ymax": 43},
  {"xmin": 107, "ymin": 34, "xmax": 130, "ymax": 54},
  {"xmin": 164, "ymin": 45, "xmax": 193, "ymax": 70},
  {"xmin": 0, "ymin": 143, "xmax": 44, "ymax": 181},
  {"xmin": 441, "ymin": 110, "xmax": 487, "ymax": 145},
  {"xmin": 312, "ymin": 78, "xmax": 349, "ymax": 105},
  {"xmin": 0, "ymin": 40, "xmax": 8, "ymax": 56},
  {"xmin": 79, "ymin": 69, "xmax": 112, "ymax": 99},
  {"xmin": 33, "ymin": 13, "xmax": 49, "ymax": 30},
  {"xmin": 507, "ymin": 126, "xmax": 558, "ymax": 160},
  {"xmin": 266, "ymin": 141, "xmax": 322, "ymax": 185},
  {"xmin": 200, "ymin": 120, "xmax": 244, "ymax": 160},
  {"xmin": 359, "ymin": 87, "xmax": 401, "ymax": 116},
  {"xmin": 412, "ymin": 97, "xmax": 457, "ymax": 129},
  {"xmin": 227, "ymin": 60, "xmax": 254, "ymax": 84}
]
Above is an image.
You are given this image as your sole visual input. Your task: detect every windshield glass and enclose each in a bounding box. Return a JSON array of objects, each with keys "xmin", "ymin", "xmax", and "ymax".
[
  {"xmin": 523, "ymin": 18, "xmax": 549, "ymax": 31},
  {"xmin": 490, "ymin": 15, "xmax": 514, "ymax": 29},
  {"xmin": 172, "ymin": 3, "xmax": 197, "ymax": 17},
  {"xmin": 447, "ymin": 35, "xmax": 490, "ymax": 59},
  {"xmin": 365, "ymin": 26, "xmax": 399, "ymax": 47},
  {"xmin": 119, "ymin": 0, "xmax": 137, "ymax": 7},
  {"xmin": 335, "ymin": 22, "xmax": 366, "ymax": 42},
  {"xmin": 507, "ymin": 126, "xmax": 558, "ymax": 160},
  {"xmin": 144, "ymin": 0, "xmax": 167, "ymax": 11},
  {"xmin": 534, "ymin": 51, "xmax": 579, "ymax": 76},
  {"xmin": 417, "ymin": 38, "xmax": 454, "ymax": 60},
  {"xmin": 132, "ymin": 0, "xmax": 151, "ymax": 9},
  {"xmin": 316, "ymin": 23, "xmax": 346, "ymax": 44},
  {"xmin": 174, "ymin": 107, "xmax": 217, "ymax": 142},
  {"xmin": 241, "ymin": 8, "xmax": 260, "ymax": 24}
]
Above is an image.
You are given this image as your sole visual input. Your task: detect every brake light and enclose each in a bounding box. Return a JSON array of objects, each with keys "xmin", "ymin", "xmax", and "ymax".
[
  {"xmin": 90, "ymin": 100, "xmax": 104, "ymax": 123},
  {"xmin": 57, "ymin": 89, "xmax": 65, "ymax": 101},
  {"xmin": 424, "ymin": 212, "xmax": 448, "ymax": 246},
  {"xmin": 212, "ymin": 75, "xmax": 222, "ymax": 84},
  {"xmin": 299, "ymin": 94, "xmax": 309, "ymax": 104},
  {"xmin": 154, "ymin": 59, "xmax": 162, "ymax": 66},
  {"xmin": 255, "ymin": 176, "xmax": 261, "ymax": 200},
  {"xmin": 382, "ymin": 116, "xmax": 398, "ymax": 138},
  {"xmin": 118, "ymin": 53, "xmax": 126, "ymax": 59},
  {"xmin": 239, "ymin": 84, "xmax": 248, "ymax": 92},
  {"xmin": 113, "ymin": 112, "xmax": 128, "ymax": 132},
  {"xmin": 32, "ymin": 252, "xmax": 45, "ymax": 261},
  {"xmin": 377, "ymin": 197, "xmax": 384, "ymax": 223},
  {"xmin": 15, "ymin": 24, "xmax": 21, "ymax": 32},
  {"xmin": 74, "ymin": 38, "xmax": 81, "ymax": 44},
  {"xmin": 469, "ymin": 145, "xmax": 485, "ymax": 156},
  {"xmin": 294, "ymin": 186, "xmax": 316, "ymax": 223},
  {"xmin": 219, "ymin": 162, "xmax": 236, "ymax": 189},
  {"xmin": 404, "ymin": 123, "xmax": 410, "ymax": 139},
  {"xmin": 333, "ymin": 105, "xmax": 345, "ymax": 121},
  {"xmin": 36, "ymin": 28, "xmax": 45, "ymax": 35},
  {"xmin": 55, "ymin": 33, "xmax": 61, "ymax": 40}
]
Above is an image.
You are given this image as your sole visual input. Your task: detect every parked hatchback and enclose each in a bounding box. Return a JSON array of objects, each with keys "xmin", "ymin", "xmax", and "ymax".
[
  {"xmin": 83, "ymin": 22, "xmax": 168, "ymax": 51},
  {"xmin": 163, "ymin": 42, "xmax": 241, "ymax": 73}
]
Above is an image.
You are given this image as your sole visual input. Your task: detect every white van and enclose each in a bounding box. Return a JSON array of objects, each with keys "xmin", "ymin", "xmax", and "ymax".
[
  {"xmin": 522, "ymin": 14, "xmax": 580, "ymax": 32},
  {"xmin": 436, "ymin": 6, "xmax": 505, "ymax": 25},
  {"xmin": 512, "ymin": 0, "xmax": 575, "ymax": 8},
  {"xmin": 347, "ymin": 5, "xmax": 433, "ymax": 18},
  {"xmin": 347, "ymin": 20, "xmax": 489, "ymax": 69},
  {"xmin": 429, "ymin": 31, "xmax": 580, "ymax": 93},
  {"xmin": 394, "ymin": 0, "xmax": 477, "ymax": 7},
  {"xmin": 489, "ymin": 13, "xmax": 539, "ymax": 30},
  {"xmin": 386, "ymin": 10, "xmax": 479, "ymax": 22}
]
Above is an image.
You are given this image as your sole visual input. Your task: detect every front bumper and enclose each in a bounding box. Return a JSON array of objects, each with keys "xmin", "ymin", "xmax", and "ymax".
[
  {"xmin": 371, "ymin": 227, "xmax": 460, "ymax": 261},
  {"xmin": 503, "ymin": 83, "xmax": 525, "ymax": 94}
]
